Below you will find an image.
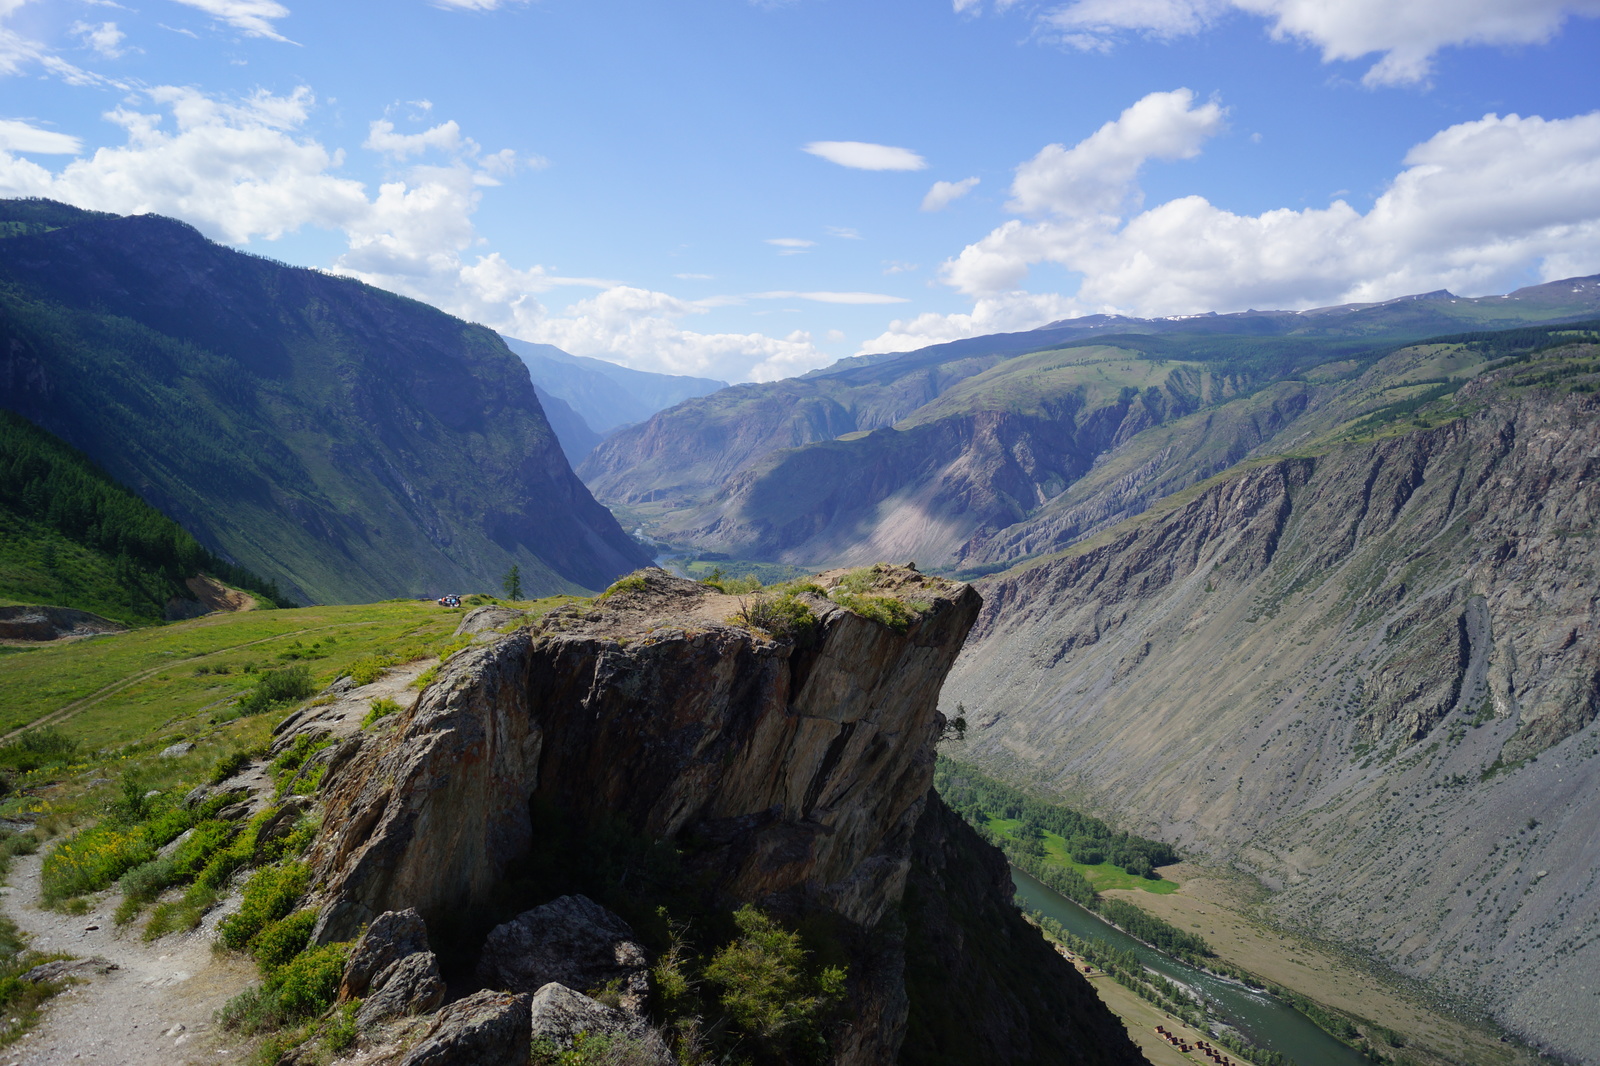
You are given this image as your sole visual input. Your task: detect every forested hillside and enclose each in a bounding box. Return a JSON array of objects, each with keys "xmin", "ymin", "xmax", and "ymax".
[
  {"xmin": 0, "ymin": 199, "xmax": 650, "ymax": 604},
  {"xmin": 0, "ymin": 409, "xmax": 287, "ymax": 624}
]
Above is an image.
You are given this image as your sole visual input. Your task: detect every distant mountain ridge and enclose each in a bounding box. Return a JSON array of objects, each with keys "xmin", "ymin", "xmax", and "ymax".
[
  {"xmin": 0, "ymin": 199, "xmax": 650, "ymax": 603},
  {"xmin": 502, "ymin": 336, "xmax": 726, "ymax": 451},
  {"xmin": 581, "ymin": 276, "xmax": 1600, "ymax": 570}
]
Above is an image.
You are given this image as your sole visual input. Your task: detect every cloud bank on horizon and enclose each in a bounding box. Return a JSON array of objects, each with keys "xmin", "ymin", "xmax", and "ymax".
[{"xmin": 0, "ymin": 0, "xmax": 1597, "ymax": 381}]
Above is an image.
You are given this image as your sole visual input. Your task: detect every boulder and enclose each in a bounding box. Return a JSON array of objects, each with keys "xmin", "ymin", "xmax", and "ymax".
[
  {"xmin": 454, "ymin": 605, "xmax": 524, "ymax": 638},
  {"xmin": 475, "ymin": 895, "xmax": 649, "ymax": 1011},
  {"xmin": 158, "ymin": 741, "xmax": 195, "ymax": 759},
  {"xmin": 399, "ymin": 990, "xmax": 530, "ymax": 1066},
  {"xmin": 356, "ymin": 950, "xmax": 446, "ymax": 1028},
  {"xmin": 530, "ymin": 982, "xmax": 672, "ymax": 1065},
  {"xmin": 341, "ymin": 908, "xmax": 431, "ymax": 1000},
  {"xmin": 253, "ymin": 796, "xmax": 314, "ymax": 861}
]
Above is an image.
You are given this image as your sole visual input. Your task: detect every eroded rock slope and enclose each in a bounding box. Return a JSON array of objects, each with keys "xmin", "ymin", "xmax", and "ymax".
[{"xmin": 948, "ymin": 380, "xmax": 1600, "ymax": 1062}]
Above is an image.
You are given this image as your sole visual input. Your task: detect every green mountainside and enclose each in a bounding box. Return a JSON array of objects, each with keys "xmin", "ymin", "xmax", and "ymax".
[
  {"xmin": 0, "ymin": 199, "xmax": 650, "ymax": 604},
  {"xmin": 0, "ymin": 409, "xmax": 288, "ymax": 624},
  {"xmin": 581, "ymin": 278, "xmax": 1600, "ymax": 571},
  {"xmin": 946, "ymin": 332, "xmax": 1600, "ymax": 1064}
]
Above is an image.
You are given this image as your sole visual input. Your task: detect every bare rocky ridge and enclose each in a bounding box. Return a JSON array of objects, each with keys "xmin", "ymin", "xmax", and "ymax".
[
  {"xmin": 297, "ymin": 567, "xmax": 1144, "ymax": 1065},
  {"xmin": 947, "ymin": 385, "xmax": 1600, "ymax": 1062}
]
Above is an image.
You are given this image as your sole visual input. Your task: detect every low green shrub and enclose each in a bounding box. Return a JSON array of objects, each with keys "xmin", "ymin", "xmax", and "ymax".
[
  {"xmin": 41, "ymin": 822, "xmax": 157, "ymax": 903},
  {"xmin": 267, "ymin": 941, "xmax": 348, "ymax": 1018},
  {"xmin": 210, "ymin": 750, "xmax": 253, "ymax": 784},
  {"xmin": 239, "ymin": 665, "xmax": 315, "ymax": 716},
  {"xmin": 829, "ymin": 592, "xmax": 916, "ymax": 632},
  {"xmin": 0, "ymin": 728, "xmax": 79, "ymax": 772},
  {"xmin": 704, "ymin": 905, "xmax": 847, "ymax": 1055},
  {"xmin": 252, "ymin": 910, "xmax": 317, "ymax": 978},
  {"xmin": 732, "ymin": 592, "xmax": 819, "ymax": 642},
  {"xmin": 360, "ymin": 697, "xmax": 401, "ymax": 729},
  {"xmin": 118, "ymin": 857, "xmax": 178, "ymax": 906},
  {"xmin": 219, "ymin": 862, "xmax": 310, "ymax": 951}
]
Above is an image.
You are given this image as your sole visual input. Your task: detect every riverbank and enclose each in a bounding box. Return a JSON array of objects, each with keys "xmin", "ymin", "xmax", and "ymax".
[{"xmin": 1099, "ymin": 863, "xmax": 1537, "ymax": 1066}]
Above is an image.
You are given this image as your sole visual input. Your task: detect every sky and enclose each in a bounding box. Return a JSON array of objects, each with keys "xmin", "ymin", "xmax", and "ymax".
[{"xmin": 2, "ymin": 0, "xmax": 1599, "ymax": 383}]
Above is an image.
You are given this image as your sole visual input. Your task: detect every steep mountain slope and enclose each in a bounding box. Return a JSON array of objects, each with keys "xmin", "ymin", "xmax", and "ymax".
[
  {"xmin": 944, "ymin": 341, "xmax": 1600, "ymax": 1063},
  {"xmin": 0, "ymin": 408, "xmax": 286, "ymax": 624},
  {"xmin": 583, "ymin": 279, "xmax": 1600, "ymax": 569},
  {"xmin": 0, "ymin": 200, "xmax": 650, "ymax": 604},
  {"xmin": 532, "ymin": 385, "xmax": 604, "ymax": 465},
  {"xmin": 504, "ymin": 336, "xmax": 727, "ymax": 436}
]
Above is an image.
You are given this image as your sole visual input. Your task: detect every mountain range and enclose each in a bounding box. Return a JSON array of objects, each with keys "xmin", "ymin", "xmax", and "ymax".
[
  {"xmin": 581, "ymin": 277, "xmax": 1600, "ymax": 573},
  {"xmin": 504, "ymin": 336, "xmax": 726, "ymax": 463},
  {"xmin": 0, "ymin": 198, "xmax": 650, "ymax": 605}
]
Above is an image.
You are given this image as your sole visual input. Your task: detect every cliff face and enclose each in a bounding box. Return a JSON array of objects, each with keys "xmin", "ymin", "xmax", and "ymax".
[
  {"xmin": 0, "ymin": 201, "xmax": 650, "ymax": 602},
  {"xmin": 947, "ymin": 378, "xmax": 1600, "ymax": 1062},
  {"xmin": 306, "ymin": 568, "xmax": 1144, "ymax": 1065}
]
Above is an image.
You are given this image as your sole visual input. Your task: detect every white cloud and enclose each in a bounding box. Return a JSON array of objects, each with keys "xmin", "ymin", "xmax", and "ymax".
[
  {"xmin": 921, "ymin": 176, "xmax": 979, "ymax": 211},
  {"xmin": 0, "ymin": 81, "xmax": 826, "ymax": 384},
  {"xmin": 674, "ymin": 272, "xmax": 714, "ymax": 280},
  {"xmin": 766, "ymin": 237, "xmax": 814, "ymax": 255},
  {"xmin": 430, "ymin": 0, "xmax": 531, "ymax": 9},
  {"xmin": 1007, "ymin": 88, "xmax": 1225, "ymax": 217},
  {"xmin": 827, "ymin": 225, "xmax": 862, "ymax": 239},
  {"xmin": 168, "ymin": 0, "xmax": 294, "ymax": 43},
  {"xmin": 804, "ymin": 140, "xmax": 927, "ymax": 171},
  {"xmin": 364, "ymin": 119, "xmax": 466, "ymax": 160},
  {"xmin": 754, "ymin": 291, "xmax": 910, "ymax": 305},
  {"xmin": 0, "ymin": 118, "xmax": 82, "ymax": 154},
  {"xmin": 520, "ymin": 286, "xmax": 829, "ymax": 382},
  {"xmin": 70, "ymin": 20, "xmax": 126, "ymax": 58},
  {"xmin": 860, "ymin": 292, "xmax": 1079, "ymax": 355},
  {"xmin": 894, "ymin": 103, "xmax": 1600, "ymax": 354},
  {"xmin": 980, "ymin": 0, "xmax": 1600, "ymax": 86}
]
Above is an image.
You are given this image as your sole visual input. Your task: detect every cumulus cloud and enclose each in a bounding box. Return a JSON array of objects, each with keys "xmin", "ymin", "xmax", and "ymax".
[
  {"xmin": 958, "ymin": 107, "xmax": 1600, "ymax": 313},
  {"xmin": 866, "ymin": 98, "xmax": 1600, "ymax": 356},
  {"xmin": 1009, "ymin": 89, "xmax": 1225, "ymax": 217},
  {"xmin": 973, "ymin": 0, "xmax": 1600, "ymax": 86},
  {"xmin": 860, "ymin": 291, "xmax": 1079, "ymax": 355},
  {"xmin": 753, "ymin": 291, "xmax": 910, "ymax": 305},
  {"xmin": 804, "ymin": 140, "xmax": 927, "ymax": 171},
  {"xmin": 0, "ymin": 82, "xmax": 827, "ymax": 384},
  {"xmin": 0, "ymin": 118, "xmax": 82, "ymax": 154},
  {"xmin": 70, "ymin": 20, "xmax": 126, "ymax": 58},
  {"xmin": 521, "ymin": 286, "xmax": 828, "ymax": 382},
  {"xmin": 922, "ymin": 176, "xmax": 979, "ymax": 211},
  {"xmin": 168, "ymin": 0, "xmax": 295, "ymax": 43}
]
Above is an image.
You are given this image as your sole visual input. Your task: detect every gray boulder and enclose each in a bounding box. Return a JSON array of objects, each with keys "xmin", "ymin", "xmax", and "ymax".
[
  {"xmin": 530, "ymin": 982, "xmax": 672, "ymax": 1064},
  {"xmin": 399, "ymin": 990, "xmax": 531, "ymax": 1066},
  {"xmin": 341, "ymin": 908, "xmax": 431, "ymax": 1000},
  {"xmin": 454, "ymin": 605, "xmax": 524, "ymax": 637},
  {"xmin": 356, "ymin": 950, "xmax": 446, "ymax": 1028},
  {"xmin": 475, "ymin": 894, "xmax": 649, "ymax": 1011}
]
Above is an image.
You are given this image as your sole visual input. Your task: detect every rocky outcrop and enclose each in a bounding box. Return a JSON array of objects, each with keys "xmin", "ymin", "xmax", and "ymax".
[
  {"xmin": 0, "ymin": 605, "xmax": 124, "ymax": 642},
  {"xmin": 399, "ymin": 990, "xmax": 531, "ymax": 1066},
  {"xmin": 304, "ymin": 566, "xmax": 1142, "ymax": 1065},
  {"xmin": 529, "ymin": 983, "xmax": 672, "ymax": 1064},
  {"xmin": 476, "ymin": 895, "xmax": 649, "ymax": 1010},
  {"xmin": 949, "ymin": 385, "xmax": 1600, "ymax": 1062}
]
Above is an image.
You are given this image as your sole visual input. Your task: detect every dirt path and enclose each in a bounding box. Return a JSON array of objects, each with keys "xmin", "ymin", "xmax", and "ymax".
[{"xmin": 0, "ymin": 851, "xmax": 256, "ymax": 1065}]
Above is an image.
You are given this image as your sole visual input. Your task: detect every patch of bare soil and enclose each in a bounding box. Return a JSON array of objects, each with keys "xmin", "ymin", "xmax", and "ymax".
[
  {"xmin": 185, "ymin": 578, "xmax": 256, "ymax": 614},
  {"xmin": 0, "ymin": 851, "xmax": 256, "ymax": 1065}
]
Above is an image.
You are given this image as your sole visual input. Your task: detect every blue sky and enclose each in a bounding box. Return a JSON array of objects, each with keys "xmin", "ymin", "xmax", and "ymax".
[{"xmin": 2, "ymin": 0, "xmax": 1599, "ymax": 381}]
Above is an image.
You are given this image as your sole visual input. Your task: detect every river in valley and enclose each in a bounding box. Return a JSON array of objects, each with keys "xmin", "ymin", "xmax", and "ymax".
[{"xmin": 1012, "ymin": 868, "xmax": 1373, "ymax": 1066}]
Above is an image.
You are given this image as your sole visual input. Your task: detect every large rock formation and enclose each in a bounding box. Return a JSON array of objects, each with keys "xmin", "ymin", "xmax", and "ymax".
[
  {"xmin": 947, "ymin": 371, "xmax": 1600, "ymax": 1062},
  {"xmin": 305, "ymin": 566, "xmax": 1145, "ymax": 1065}
]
